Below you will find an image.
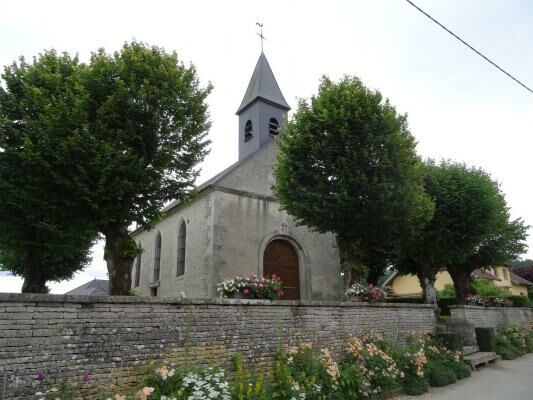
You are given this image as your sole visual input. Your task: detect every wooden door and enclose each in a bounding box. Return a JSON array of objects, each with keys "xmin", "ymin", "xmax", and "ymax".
[{"xmin": 263, "ymin": 239, "xmax": 300, "ymax": 300}]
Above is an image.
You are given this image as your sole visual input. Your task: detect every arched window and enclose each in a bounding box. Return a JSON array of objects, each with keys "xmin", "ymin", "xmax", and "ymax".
[
  {"xmin": 153, "ymin": 232, "xmax": 162, "ymax": 281},
  {"xmin": 269, "ymin": 118, "xmax": 279, "ymax": 136},
  {"xmin": 244, "ymin": 120, "xmax": 253, "ymax": 142},
  {"xmin": 177, "ymin": 221, "xmax": 186, "ymax": 276},
  {"xmin": 134, "ymin": 243, "xmax": 141, "ymax": 287}
]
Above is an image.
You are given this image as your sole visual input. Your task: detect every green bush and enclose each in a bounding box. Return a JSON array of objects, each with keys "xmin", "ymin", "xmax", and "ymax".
[
  {"xmin": 451, "ymin": 362, "xmax": 471, "ymax": 380},
  {"xmin": 433, "ymin": 333, "xmax": 463, "ymax": 352},
  {"xmin": 402, "ymin": 374, "xmax": 429, "ymax": 396},
  {"xmin": 475, "ymin": 327, "xmax": 496, "ymax": 352},
  {"xmin": 427, "ymin": 362, "xmax": 451, "ymax": 387},
  {"xmin": 472, "ymin": 278, "xmax": 509, "ymax": 297},
  {"xmin": 496, "ymin": 341, "xmax": 520, "ymax": 360},
  {"xmin": 437, "ymin": 284, "xmax": 456, "ymax": 299},
  {"xmin": 508, "ymin": 295, "xmax": 530, "ymax": 307}
]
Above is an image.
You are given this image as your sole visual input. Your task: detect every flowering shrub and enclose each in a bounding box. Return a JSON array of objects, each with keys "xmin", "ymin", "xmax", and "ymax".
[
  {"xmin": 345, "ymin": 334, "xmax": 402, "ymax": 397},
  {"xmin": 278, "ymin": 343, "xmax": 339, "ymax": 399},
  {"xmin": 217, "ymin": 274, "xmax": 283, "ymax": 300},
  {"xmin": 466, "ymin": 295, "xmax": 513, "ymax": 307},
  {"xmin": 344, "ymin": 283, "xmax": 386, "ymax": 302}
]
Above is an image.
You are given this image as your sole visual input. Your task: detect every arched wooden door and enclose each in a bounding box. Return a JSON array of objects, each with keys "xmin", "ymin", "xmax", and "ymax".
[{"xmin": 263, "ymin": 239, "xmax": 300, "ymax": 300}]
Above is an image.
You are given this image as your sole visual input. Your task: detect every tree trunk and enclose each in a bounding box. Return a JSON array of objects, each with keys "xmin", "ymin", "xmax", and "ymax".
[
  {"xmin": 416, "ymin": 265, "xmax": 438, "ymax": 305},
  {"xmin": 337, "ymin": 237, "xmax": 364, "ymax": 288},
  {"xmin": 21, "ymin": 255, "xmax": 48, "ymax": 293},
  {"xmin": 448, "ymin": 265, "xmax": 471, "ymax": 305},
  {"xmin": 103, "ymin": 223, "xmax": 135, "ymax": 295}
]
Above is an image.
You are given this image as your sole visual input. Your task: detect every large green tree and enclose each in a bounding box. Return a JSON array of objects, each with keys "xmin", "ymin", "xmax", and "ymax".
[
  {"xmin": 397, "ymin": 161, "xmax": 528, "ymax": 304},
  {"xmin": 274, "ymin": 76, "xmax": 433, "ymax": 286},
  {"xmin": 81, "ymin": 42, "xmax": 211, "ymax": 294},
  {"xmin": 0, "ymin": 51, "xmax": 96, "ymax": 292}
]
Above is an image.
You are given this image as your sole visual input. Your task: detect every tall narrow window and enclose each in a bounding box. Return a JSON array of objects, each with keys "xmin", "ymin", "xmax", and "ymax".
[
  {"xmin": 244, "ymin": 120, "xmax": 253, "ymax": 142},
  {"xmin": 177, "ymin": 221, "xmax": 186, "ymax": 276},
  {"xmin": 153, "ymin": 232, "xmax": 161, "ymax": 281},
  {"xmin": 134, "ymin": 243, "xmax": 141, "ymax": 287},
  {"xmin": 269, "ymin": 118, "xmax": 279, "ymax": 136}
]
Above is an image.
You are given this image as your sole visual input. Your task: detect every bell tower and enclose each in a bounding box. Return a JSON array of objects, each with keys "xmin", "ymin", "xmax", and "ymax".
[{"xmin": 236, "ymin": 52, "xmax": 290, "ymax": 160}]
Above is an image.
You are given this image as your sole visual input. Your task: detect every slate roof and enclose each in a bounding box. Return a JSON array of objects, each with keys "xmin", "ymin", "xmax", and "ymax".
[
  {"xmin": 510, "ymin": 272, "xmax": 533, "ymax": 286},
  {"xmin": 236, "ymin": 52, "xmax": 290, "ymax": 114},
  {"xmin": 65, "ymin": 279, "xmax": 109, "ymax": 296}
]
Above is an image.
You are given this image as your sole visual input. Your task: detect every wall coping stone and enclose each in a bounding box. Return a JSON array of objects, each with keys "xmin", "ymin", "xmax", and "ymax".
[
  {"xmin": 449, "ymin": 305, "xmax": 532, "ymax": 311},
  {"xmin": 0, "ymin": 292, "xmax": 435, "ymax": 308}
]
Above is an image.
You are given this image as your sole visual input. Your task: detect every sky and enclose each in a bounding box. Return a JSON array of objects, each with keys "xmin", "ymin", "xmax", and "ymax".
[{"xmin": 1, "ymin": 0, "xmax": 532, "ymax": 293}]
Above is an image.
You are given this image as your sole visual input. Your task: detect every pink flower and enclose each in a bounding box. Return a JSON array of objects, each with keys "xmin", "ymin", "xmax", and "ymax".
[
  {"xmin": 259, "ymin": 277, "xmax": 265, "ymax": 284},
  {"xmin": 243, "ymin": 288, "xmax": 249, "ymax": 295},
  {"xmin": 272, "ymin": 274, "xmax": 277, "ymax": 280}
]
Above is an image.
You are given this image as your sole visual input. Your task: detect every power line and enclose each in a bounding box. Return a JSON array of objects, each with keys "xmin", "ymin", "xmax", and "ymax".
[{"xmin": 405, "ymin": 0, "xmax": 533, "ymax": 95}]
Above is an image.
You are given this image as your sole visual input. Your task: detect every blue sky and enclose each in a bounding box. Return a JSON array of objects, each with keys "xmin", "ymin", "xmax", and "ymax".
[{"xmin": 1, "ymin": 0, "xmax": 532, "ymax": 293}]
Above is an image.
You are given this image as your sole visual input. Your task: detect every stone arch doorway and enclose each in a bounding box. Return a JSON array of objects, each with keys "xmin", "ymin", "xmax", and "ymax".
[{"xmin": 263, "ymin": 239, "xmax": 300, "ymax": 300}]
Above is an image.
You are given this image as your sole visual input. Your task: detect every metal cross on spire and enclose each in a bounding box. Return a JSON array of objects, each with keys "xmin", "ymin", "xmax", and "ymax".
[{"xmin": 256, "ymin": 22, "xmax": 266, "ymax": 52}]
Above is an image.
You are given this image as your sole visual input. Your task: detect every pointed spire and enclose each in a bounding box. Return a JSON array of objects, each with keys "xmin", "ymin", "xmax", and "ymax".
[{"xmin": 236, "ymin": 52, "xmax": 290, "ymax": 115}]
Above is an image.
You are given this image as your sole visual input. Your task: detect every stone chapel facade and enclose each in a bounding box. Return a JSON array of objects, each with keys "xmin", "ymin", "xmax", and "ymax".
[{"xmin": 130, "ymin": 52, "xmax": 341, "ymax": 300}]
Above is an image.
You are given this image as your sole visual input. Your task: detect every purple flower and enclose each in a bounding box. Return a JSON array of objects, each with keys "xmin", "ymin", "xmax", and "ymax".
[
  {"xmin": 82, "ymin": 371, "xmax": 91, "ymax": 384},
  {"xmin": 35, "ymin": 371, "xmax": 45, "ymax": 382}
]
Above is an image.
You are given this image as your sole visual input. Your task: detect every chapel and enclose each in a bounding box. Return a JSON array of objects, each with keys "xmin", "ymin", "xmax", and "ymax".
[{"xmin": 130, "ymin": 52, "xmax": 341, "ymax": 300}]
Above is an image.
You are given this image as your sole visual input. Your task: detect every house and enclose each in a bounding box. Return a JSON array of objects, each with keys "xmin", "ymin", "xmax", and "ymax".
[
  {"xmin": 129, "ymin": 52, "xmax": 342, "ymax": 300},
  {"xmin": 383, "ymin": 266, "xmax": 532, "ymax": 297},
  {"xmin": 65, "ymin": 279, "xmax": 109, "ymax": 296}
]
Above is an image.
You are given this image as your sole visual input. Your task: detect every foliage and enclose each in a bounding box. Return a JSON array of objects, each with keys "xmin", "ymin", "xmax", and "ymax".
[
  {"xmin": 472, "ymin": 278, "xmax": 508, "ymax": 297},
  {"xmin": 231, "ymin": 355, "xmax": 269, "ymax": 400},
  {"xmin": 508, "ymin": 295, "xmax": 530, "ymax": 307},
  {"xmin": 437, "ymin": 284, "xmax": 456, "ymax": 299},
  {"xmin": 493, "ymin": 325, "xmax": 533, "ymax": 360},
  {"xmin": 344, "ymin": 283, "xmax": 386, "ymax": 302},
  {"xmin": 397, "ymin": 161, "xmax": 528, "ymax": 305},
  {"xmin": 0, "ymin": 50, "xmax": 97, "ymax": 292},
  {"xmin": 509, "ymin": 259, "xmax": 533, "ymax": 270},
  {"xmin": 279, "ymin": 344, "xmax": 339, "ymax": 399},
  {"xmin": 345, "ymin": 333, "xmax": 403, "ymax": 397},
  {"xmin": 217, "ymin": 274, "xmax": 283, "ymax": 300},
  {"xmin": 401, "ymin": 374, "xmax": 429, "ymax": 396},
  {"xmin": 274, "ymin": 76, "xmax": 433, "ymax": 285},
  {"xmin": 81, "ymin": 41, "xmax": 212, "ymax": 294}
]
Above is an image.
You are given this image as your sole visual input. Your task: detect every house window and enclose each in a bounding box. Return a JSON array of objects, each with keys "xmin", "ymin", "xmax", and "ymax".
[
  {"xmin": 244, "ymin": 120, "xmax": 253, "ymax": 142},
  {"xmin": 151, "ymin": 287, "xmax": 158, "ymax": 297},
  {"xmin": 269, "ymin": 118, "xmax": 279, "ymax": 136},
  {"xmin": 134, "ymin": 243, "xmax": 141, "ymax": 287},
  {"xmin": 153, "ymin": 232, "xmax": 162, "ymax": 282},
  {"xmin": 177, "ymin": 221, "xmax": 186, "ymax": 276}
]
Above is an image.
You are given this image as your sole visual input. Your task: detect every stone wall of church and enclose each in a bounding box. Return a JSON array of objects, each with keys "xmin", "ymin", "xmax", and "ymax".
[
  {"xmin": 0, "ymin": 293, "xmax": 437, "ymax": 399},
  {"xmin": 210, "ymin": 189, "xmax": 342, "ymax": 300},
  {"xmin": 132, "ymin": 190, "xmax": 216, "ymax": 298}
]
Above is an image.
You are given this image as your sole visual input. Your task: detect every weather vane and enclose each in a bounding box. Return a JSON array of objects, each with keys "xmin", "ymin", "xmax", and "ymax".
[{"xmin": 256, "ymin": 22, "xmax": 266, "ymax": 52}]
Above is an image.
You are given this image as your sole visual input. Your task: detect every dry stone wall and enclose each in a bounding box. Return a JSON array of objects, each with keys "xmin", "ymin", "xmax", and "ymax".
[{"xmin": 0, "ymin": 293, "xmax": 437, "ymax": 399}]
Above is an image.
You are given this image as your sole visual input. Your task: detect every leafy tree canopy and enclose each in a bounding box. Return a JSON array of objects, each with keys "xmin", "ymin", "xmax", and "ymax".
[
  {"xmin": 80, "ymin": 42, "xmax": 212, "ymax": 294},
  {"xmin": 274, "ymin": 76, "xmax": 433, "ymax": 285},
  {"xmin": 0, "ymin": 50, "xmax": 96, "ymax": 292},
  {"xmin": 396, "ymin": 161, "xmax": 528, "ymax": 303}
]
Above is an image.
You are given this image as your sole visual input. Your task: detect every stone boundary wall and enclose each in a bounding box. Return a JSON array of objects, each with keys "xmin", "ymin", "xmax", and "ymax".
[
  {"xmin": 450, "ymin": 305, "xmax": 532, "ymax": 329},
  {"xmin": 448, "ymin": 305, "xmax": 533, "ymax": 345},
  {"xmin": 0, "ymin": 293, "xmax": 436, "ymax": 399}
]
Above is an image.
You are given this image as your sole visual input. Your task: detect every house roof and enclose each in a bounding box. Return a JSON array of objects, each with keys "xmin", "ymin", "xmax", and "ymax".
[
  {"xmin": 510, "ymin": 272, "xmax": 533, "ymax": 286},
  {"xmin": 235, "ymin": 52, "xmax": 290, "ymax": 114},
  {"xmin": 471, "ymin": 269, "xmax": 499, "ymax": 281},
  {"xmin": 65, "ymin": 279, "xmax": 109, "ymax": 296}
]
